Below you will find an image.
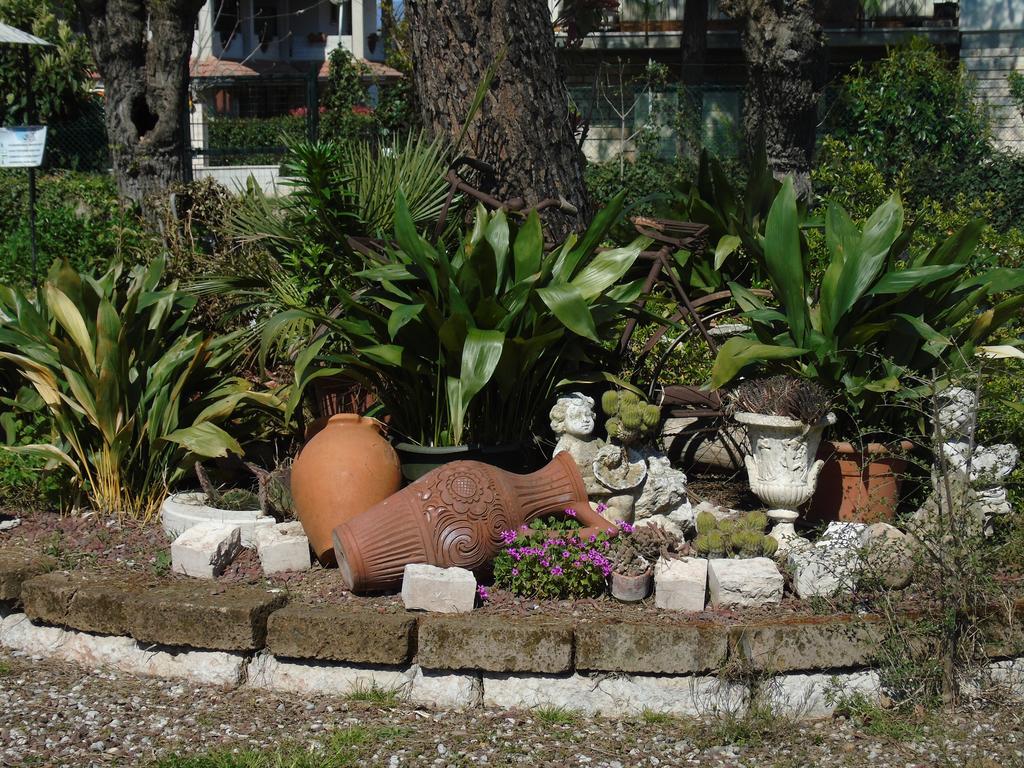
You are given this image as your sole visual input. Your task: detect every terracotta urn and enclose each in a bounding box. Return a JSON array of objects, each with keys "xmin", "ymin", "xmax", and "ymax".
[
  {"xmin": 290, "ymin": 413, "xmax": 402, "ymax": 565},
  {"xmin": 332, "ymin": 452, "xmax": 618, "ymax": 593},
  {"xmin": 808, "ymin": 440, "xmax": 915, "ymax": 524}
]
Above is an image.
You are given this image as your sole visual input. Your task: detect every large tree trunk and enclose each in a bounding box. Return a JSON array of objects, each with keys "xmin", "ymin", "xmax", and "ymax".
[
  {"xmin": 75, "ymin": 0, "xmax": 203, "ymax": 219},
  {"xmin": 680, "ymin": 0, "xmax": 708, "ymax": 159},
  {"xmin": 720, "ymin": 0, "xmax": 825, "ymax": 197},
  {"xmin": 406, "ymin": 0, "xmax": 591, "ymax": 239}
]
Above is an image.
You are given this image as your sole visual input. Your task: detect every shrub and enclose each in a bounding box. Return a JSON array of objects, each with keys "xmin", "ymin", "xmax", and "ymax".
[
  {"xmin": 0, "ymin": 258, "xmax": 284, "ymax": 519},
  {"xmin": 0, "ymin": 171, "xmax": 152, "ymax": 288},
  {"xmin": 826, "ymin": 37, "xmax": 991, "ymax": 205},
  {"xmin": 492, "ymin": 514, "xmax": 615, "ymax": 599},
  {"xmin": 206, "ymin": 114, "xmax": 307, "ymax": 166}
]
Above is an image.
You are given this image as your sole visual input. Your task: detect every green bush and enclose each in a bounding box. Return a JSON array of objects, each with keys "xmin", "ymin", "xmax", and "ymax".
[
  {"xmin": 826, "ymin": 37, "xmax": 991, "ymax": 206},
  {"xmin": 206, "ymin": 114, "xmax": 307, "ymax": 166},
  {"xmin": 0, "ymin": 258, "xmax": 284, "ymax": 518},
  {"xmin": 0, "ymin": 171, "xmax": 152, "ymax": 287}
]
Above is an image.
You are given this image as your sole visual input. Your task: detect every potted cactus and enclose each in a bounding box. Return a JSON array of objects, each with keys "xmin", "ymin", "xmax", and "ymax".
[
  {"xmin": 161, "ymin": 462, "xmax": 293, "ymax": 547},
  {"xmin": 693, "ymin": 509, "xmax": 779, "ymax": 559},
  {"xmin": 608, "ymin": 523, "xmax": 683, "ymax": 601},
  {"xmin": 594, "ymin": 390, "xmax": 661, "ymax": 493}
]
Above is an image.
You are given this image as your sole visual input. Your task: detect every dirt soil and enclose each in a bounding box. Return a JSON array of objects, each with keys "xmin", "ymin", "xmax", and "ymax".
[{"xmin": 0, "ymin": 506, "xmax": 930, "ymax": 626}]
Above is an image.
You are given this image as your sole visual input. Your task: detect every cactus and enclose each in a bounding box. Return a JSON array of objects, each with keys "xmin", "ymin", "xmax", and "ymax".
[
  {"xmin": 216, "ymin": 488, "xmax": 260, "ymax": 511},
  {"xmin": 619, "ymin": 400, "xmax": 643, "ymax": 431},
  {"xmin": 641, "ymin": 403, "xmax": 661, "ymax": 429},
  {"xmin": 736, "ymin": 530, "xmax": 763, "ymax": 557},
  {"xmin": 705, "ymin": 530, "xmax": 725, "ymax": 557},
  {"xmin": 605, "ymin": 417, "xmax": 621, "ymax": 440},
  {"xmin": 743, "ymin": 511, "xmax": 769, "ymax": 532},
  {"xmin": 601, "ymin": 390, "xmax": 619, "ymax": 416},
  {"xmin": 717, "ymin": 519, "xmax": 736, "ymax": 536},
  {"xmin": 761, "ymin": 536, "xmax": 779, "ymax": 557},
  {"xmin": 695, "ymin": 534, "xmax": 711, "ymax": 556},
  {"xmin": 695, "ymin": 510, "xmax": 717, "ymax": 535}
]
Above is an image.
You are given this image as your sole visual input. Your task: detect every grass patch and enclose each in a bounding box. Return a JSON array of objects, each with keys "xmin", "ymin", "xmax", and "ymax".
[
  {"xmin": 152, "ymin": 726, "xmax": 383, "ymax": 767},
  {"xmin": 342, "ymin": 683, "xmax": 404, "ymax": 706},
  {"xmin": 0, "ymin": 661, "xmax": 10, "ymax": 676},
  {"xmin": 640, "ymin": 709, "xmax": 676, "ymax": 725},
  {"xmin": 533, "ymin": 706, "xmax": 581, "ymax": 726},
  {"xmin": 690, "ymin": 705, "xmax": 779, "ymax": 749},
  {"xmin": 832, "ymin": 692, "xmax": 930, "ymax": 742}
]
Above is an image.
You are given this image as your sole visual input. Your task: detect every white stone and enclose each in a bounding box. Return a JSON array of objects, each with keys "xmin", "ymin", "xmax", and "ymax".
[
  {"xmin": 401, "ymin": 564, "xmax": 476, "ymax": 613},
  {"xmin": 707, "ymin": 557, "xmax": 783, "ymax": 608},
  {"xmin": 171, "ymin": 522, "xmax": 241, "ymax": 579},
  {"xmin": 788, "ymin": 522, "xmax": 864, "ymax": 599},
  {"xmin": 483, "ymin": 673, "xmax": 747, "ymax": 717},
  {"xmin": 409, "ymin": 667, "xmax": 482, "ymax": 708},
  {"xmin": 654, "ymin": 557, "xmax": 707, "ymax": 612},
  {"xmin": 634, "ymin": 453, "xmax": 693, "ymax": 529},
  {"xmin": 245, "ymin": 654, "xmax": 412, "ymax": 698},
  {"xmin": 859, "ymin": 522, "xmax": 913, "ymax": 589},
  {"xmin": 764, "ymin": 671, "xmax": 880, "ymax": 719},
  {"xmin": 161, "ymin": 491, "xmax": 275, "ymax": 547},
  {"xmin": 0, "ymin": 517, "xmax": 20, "ymax": 531},
  {"xmin": 984, "ymin": 658, "xmax": 1024, "ymax": 700},
  {"xmin": 253, "ymin": 522, "xmax": 311, "ymax": 575},
  {"xmin": 0, "ymin": 613, "xmax": 244, "ymax": 685}
]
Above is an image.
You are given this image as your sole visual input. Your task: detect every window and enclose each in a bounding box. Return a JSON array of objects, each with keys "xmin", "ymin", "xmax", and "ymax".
[{"xmin": 214, "ymin": 0, "xmax": 241, "ymax": 48}]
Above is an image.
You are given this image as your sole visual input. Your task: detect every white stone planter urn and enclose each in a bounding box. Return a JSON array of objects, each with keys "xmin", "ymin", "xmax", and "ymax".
[{"xmin": 734, "ymin": 411, "xmax": 835, "ymax": 553}]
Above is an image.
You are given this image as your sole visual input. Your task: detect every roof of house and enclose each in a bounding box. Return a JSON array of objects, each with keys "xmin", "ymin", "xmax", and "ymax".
[
  {"xmin": 0, "ymin": 21, "xmax": 51, "ymax": 46},
  {"xmin": 190, "ymin": 57, "xmax": 402, "ymax": 82}
]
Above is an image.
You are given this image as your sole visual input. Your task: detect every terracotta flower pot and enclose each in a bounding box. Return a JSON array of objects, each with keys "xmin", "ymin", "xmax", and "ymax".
[
  {"xmin": 807, "ymin": 440, "xmax": 914, "ymax": 524},
  {"xmin": 332, "ymin": 452, "xmax": 618, "ymax": 593},
  {"xmin": 290, "ymin": 413, "xmax": 402, "ymax": 565},
  {"xmin": 611, "ymin": 568, "xmax": 653, "ymax": 602}
]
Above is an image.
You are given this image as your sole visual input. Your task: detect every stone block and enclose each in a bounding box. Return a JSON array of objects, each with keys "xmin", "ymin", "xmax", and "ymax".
[
  {"xmin": 0, "ymin": 612, "xmax": 244, "ymax": 686},
  {"xmin": 763, "ymin": 671, "xmax": 880, "ymax": 719},
  {"xmin": 730, "ymin": 616, "xmax": 883, "ymax": 672},
  {"xmin": 409, "ymin": 667, "xmax": 482, "ymax": 708},
  {"xmin": 246, "ymin": 653, "xmax": 413, "ymax": 698},
  {"xmin": 0, "ymin": 547, "xmax": 56, "ymax": 601},
  {"xmin": 254, "ymin": 522, "xmax": 311, "ymax": 575},
  {"xmin": 707, "ymin": 557, "xmax": 783, "ymax": 608},
  {"xmin": 417, "ymin": 615, "xmax": 573, "ymax": 673},
  {"xmin": 21, "ymin": 571, "xmax": 138, "ymax": 636},
  {"xmin": 654, "ymin": 557, "xmax": 707, "ymax": 612},
  {"xmin": 788, "ymin": 525, "xmax": 864, "ymax": 599},
  {"xmin": 575, "ymin": 620, "xmax": 727, "ymax": 674},
  {"xmin": 483, "ymin": 673, "xmax": 747, "ymax": 717},
  {"xmin": 401, "ymin": 564, "xmax": 476, "ymax": 613},
  {"xmin": 267, "ymin": 604, "xmax": 415, "ymax": 664},
  {"xmin": 171, "ymin": 522, "xmax": 241, "ymax": 579},
  {"xmin": 125, "ymin": 583, "xmax": 286, "ymax": 651}
]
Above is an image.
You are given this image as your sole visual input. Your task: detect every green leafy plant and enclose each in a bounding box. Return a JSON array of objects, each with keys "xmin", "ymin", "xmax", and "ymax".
[
  {"xmin": 271, "ymin": 191, "xmax": 648, "ymax": 447},
  {"xmin": 0, "ymin": 258, "xmax": 283, "ymax": 519},
  {"xmin": 492, "ymin": 515, "xmax": 614, "ymax": 599},
  {"xmin": 709, "ymin": 179, "xmax": 1024, "ymax": 437}
]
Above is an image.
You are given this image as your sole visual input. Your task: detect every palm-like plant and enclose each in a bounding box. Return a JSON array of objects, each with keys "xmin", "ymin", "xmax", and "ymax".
[
  {"xmin": 710, "ymin": 178, "xmax": 1024, "ymax": 436},
  {"xmin": 271, "ymin": 191, "xmax": 649, "ymax": 447},
  {"xmin": 0, "ymin": 259, "xmax": 283, "ymax": 519}
]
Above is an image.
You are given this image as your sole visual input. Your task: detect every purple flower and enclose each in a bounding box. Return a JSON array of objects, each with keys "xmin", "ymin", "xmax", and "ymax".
[
  {"xmin": 500, "ymin": 529, "xmax": 517, "ymax": 545},
  {"xmin": 511, "ymin": 568, "xmax": 519, "ymax": 576},
  {"xmin": 616, "ymin": 521, "xmax": 635, "ymax": 533},
  {"xmin": 596, "ymin": 502, "xmax": 608, "ymax": 513},
  {"xmin": 550, "ymin": 566, "xmax": 563, "ymax": 576},
  {"xmin": 562, "ymin": 550, "xmax": 571, "ymax": 558},
  {"xmin": 477, "ymin": 585, "xmax": 490, "ymax": 601},
  {"xmin": 564, "ymin": 507, "xmax": 577, "ymax": 517}
]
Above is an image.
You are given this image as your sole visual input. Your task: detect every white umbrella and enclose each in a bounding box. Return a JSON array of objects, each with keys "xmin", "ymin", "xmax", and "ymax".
[{"xmin": 0, "ymin": 21, "xmax": 52, "ymax": 46}]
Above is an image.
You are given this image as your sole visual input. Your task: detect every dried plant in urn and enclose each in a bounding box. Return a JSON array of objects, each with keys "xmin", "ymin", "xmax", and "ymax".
[{"xmin": 726, "ymin": 376, "xmax": 835, "ymax": 553}]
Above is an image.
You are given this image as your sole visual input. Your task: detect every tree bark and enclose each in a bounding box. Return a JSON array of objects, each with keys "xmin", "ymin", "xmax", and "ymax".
[
  {"xmin": 74, "ymin": 0, "xmax": 204, "ymax": 219},
  {"xmin": 681, "ymin": 0, "xmax": 708, "ymax": 88},
  {"xmin": 719, "ymin": 0, "xmax": 825, "ymax": 197},
  {"xmin": 406, "ymin": 0, "xmax": 591, "ymax": 239}
]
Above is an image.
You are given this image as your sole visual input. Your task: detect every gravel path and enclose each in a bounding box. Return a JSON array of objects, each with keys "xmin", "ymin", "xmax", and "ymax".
[{"xmin": 1, "ymin": 649, "xmax": 1023, "ymax": 767}]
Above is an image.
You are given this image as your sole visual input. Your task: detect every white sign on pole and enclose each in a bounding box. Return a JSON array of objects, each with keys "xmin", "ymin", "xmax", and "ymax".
[{"xmin": 0, "ymin": 126, "xmax": 47, "ymax": 168}]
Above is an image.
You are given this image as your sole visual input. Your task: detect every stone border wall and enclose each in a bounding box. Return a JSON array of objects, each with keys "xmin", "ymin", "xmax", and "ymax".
[{"xmin": 2, "ymin": 547, "xmax": 1022, "ymax": 719}]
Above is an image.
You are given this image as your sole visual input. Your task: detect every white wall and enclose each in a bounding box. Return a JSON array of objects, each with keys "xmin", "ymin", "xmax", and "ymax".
[{"xmin": 961, "ymin": 0, "xmax": 1024, "ymax": 31}]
